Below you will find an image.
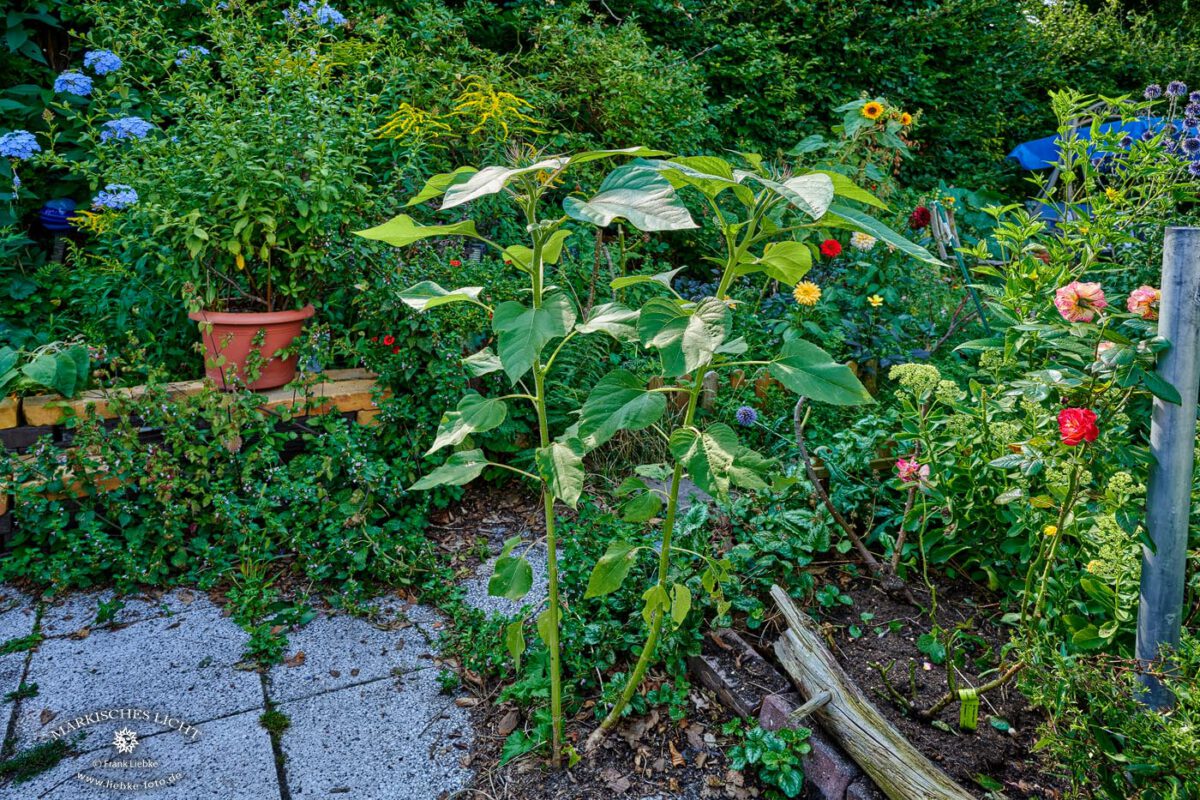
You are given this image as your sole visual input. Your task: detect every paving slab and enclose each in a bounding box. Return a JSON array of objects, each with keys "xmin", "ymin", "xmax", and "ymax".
[
  {"xmin": 461, "ymin": 542, "xmax": 548, "ymax": 618},
  {"xmin": 278, "ymin": 665, "xmax": 472, "ymax": 799},
  {"xmin": 13, "ymin": 606, "xmax": 260, "ymax": 745},
  {"xmin": 39, "ymin": 588, "xmax": 218, "ymax": 639},
  {"xmin": 0, "ymin": 585, "xmax": 37, "ymax": 702},
  {"xmin": 267, "ymin": 604, "xmax": 438, "ymax": 703},
  {"xmin": 4, "ymin": 707, "xmax": 279, "ymax": 800}
]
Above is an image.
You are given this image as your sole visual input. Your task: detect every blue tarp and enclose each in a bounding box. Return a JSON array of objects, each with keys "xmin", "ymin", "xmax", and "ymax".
[{"xmin": 1007, "ymin": 117, "xmax": 1171, "ymax": 169}]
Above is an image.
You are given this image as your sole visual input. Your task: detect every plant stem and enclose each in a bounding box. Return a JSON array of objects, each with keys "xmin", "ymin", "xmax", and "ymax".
[{"xmin": 595, "ymin": 370, "xmax": 704, "ymax": 733}]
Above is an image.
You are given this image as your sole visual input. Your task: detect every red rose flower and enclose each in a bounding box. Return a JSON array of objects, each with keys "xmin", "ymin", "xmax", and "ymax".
[
  {"xmin": 1057, "ymin": 407, "xmax": 1098, "ymax": 446},
  {"xmin": 820, "ymin": 239, "xmax": 842, "ymax": 258},
  {"xmin": 382, "ymin": 334, "xmax": 395, "ymax": 346},
  {"xmin": 909, "ymin": 206, "xmax": 931, "ymax": 230},
  {"xmin": 449, "ymin": 259, "xmax": 462, "ymax": 267},
  {"xmin": 391, "ymin": 346, "xmax": 400, "ymax": 355}
]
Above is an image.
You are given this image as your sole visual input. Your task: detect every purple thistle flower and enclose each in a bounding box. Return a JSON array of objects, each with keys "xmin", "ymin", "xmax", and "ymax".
[
  {"xmin": 1187, "ymin": 117, "xmax": 1199, "ymax": 130},
  {"xmin": 1183, "ymin": 137, "xmax": 1200, "ymax": 155},
  {"xmin": 1186, "ymin": 102, "xmax": 1200, "ymax": 118},
  {"xmin": 91, "ymin": 183, "xmax": 138, "ymax": 210},
  {"xmin": 735, "ymin": 406, "xmax": 758, "ymax": 427},
  {"xmin": 1141, "ymin": 130, "xmax": 1156, "ymax": 142},
  {"xmin": 1119, "ymin": 134, "xmax": 1133, "ymax": 148},
  {"xmin": 99, "ymin": 116, "xmax": 154, "ymax": 143},
  {"xmin": 1189, "ymin": 162, "xmax": 1200, "ymax": 178},
  {"xmin": 0, "ymin": 130, "xmax": 40, "ymax": 160},
  {"xmin": 1167, "ymin": 81, "xmax": 1188, "ymax": 98},
  {"xmin": 53, "ymin": 71, "xmax": 93, "ymax": 96},
  {"xmin": 83, "ymin": 49, "xmax": 122, "ymax": 76},
  {"xmin": 1145, "ymin": 83, "xmax": 1163, "ymax": 99}
]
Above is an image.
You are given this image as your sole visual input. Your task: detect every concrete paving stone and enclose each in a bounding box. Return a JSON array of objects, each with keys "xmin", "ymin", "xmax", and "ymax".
[
  {"xmin": 461, "ymin": 542, "xmax": 548, "ymax": 618},
  {"xmin": 3, "ymin": 707, "xmax": 279, "ymax": 800},
  {"xmin": 0, "ymin": 584, "xmax": 38, "ymax": 703},
  {"xmin": 279, "ymin": 666, "xmax": 472, "ymax": 800},
  {"xmin": 267, "ymin": 604, "xmax": 439, "ymax": 703},
  {"xmin": 13, "ymin": 607, "xmax": 261, "ymax": 745},
  {"xmin": 39, "ymin": 588, "xmax": 219, "ymax": 639}
]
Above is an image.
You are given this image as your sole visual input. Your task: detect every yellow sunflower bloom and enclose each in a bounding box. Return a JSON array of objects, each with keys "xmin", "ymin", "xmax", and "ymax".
[
  {"xmin": 862, "ymin": 102, "xmax": 884, "ymax": 120},
  {"xmin": 899, "ymin": 112, "xmax": 913, "ymax": 126},
  {"xmin": 793, "ymin": 281, "xmax": 821, "ymax": 306}
]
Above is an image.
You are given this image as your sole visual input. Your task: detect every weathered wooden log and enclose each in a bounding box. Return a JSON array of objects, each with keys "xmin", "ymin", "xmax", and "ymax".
[{"xmin": 770, "ymin": 585, "xmax": 975, "ymax": 800}]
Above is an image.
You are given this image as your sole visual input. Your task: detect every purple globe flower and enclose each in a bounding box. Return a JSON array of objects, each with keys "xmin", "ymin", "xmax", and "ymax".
[
  {"xmin": 91, "ymin": 183, "xmax": 138, "ymax": 210},
  {"xmin": 99, "ymin": 116, "xmax": 154, "ymax": 142},
  {"xmin": 83, "ymin": 49, "xmax": 122, "ymax": 76},
  {"xmin": 1189, "ymin": 162, "xmax": 1200, "ymax": 178},
  {"xmin": 1119, "ymin": 134, "xmax": 1133, "ymax": 148},
  {"xmin": 1145, "ymin": 83, "xmax": 1164, "ymax": 99},
  {"xmin": 1167, "ymin": 81, "xmax": 1188, "ymax": 98},
  {"xmin": 1141, "ymin": 130, "xmax": 1156, "ymax": 142},
  {"xmin": 53, "ymin": 71, "xmax": 93, "ymax": 96},
  {"xmin": 735, "ymin": 406, "xmax": 758, "ymax": 427},
  {"xmin": 1183, "ymin": 137, "xmax": 1200, "ymax": 155},
  {"xmin": 0, "ymin": 130, "xmax": 40, "ymax": 159}
]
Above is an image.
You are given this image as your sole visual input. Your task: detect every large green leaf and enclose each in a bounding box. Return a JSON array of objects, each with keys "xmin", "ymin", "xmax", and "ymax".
[
  {"xmin": 753, "ymin": 240, "xmax": 812, "ymax": 284},
  {"xmin": 463, "ymin": 348, "xmax": 503, "ymax": 377},
  {"xmin": 769, "ymin": 339, "xmax": 873, "ymax": 405},
  {"xmin": 740, "ymin": 172, "xmax": 834, "ymax": 220},
  {"xmin": 816, "ymin": 170, "xmax": 888, "ymax": 210},
  {"xmin": 637, "ymin": 297, "xmax": 730, "ymax": 377},
  {"xmin": 442, "ymin": 159, "xmax": 567, "ymax": 209},
  {"xmin": 579, "ymin": 370, "xmax": 668, "ymax": 449},
  {"xmin": 670, "ymin": 582, "xmax": 692, "ymax": 629},
  {"xmin": 0, "ymin": 347, "xmax": 18, "ymax": 376},
  {"xmin": 728, "ymin": 447, "xmax": 775, "ymax": 491},
  {"xmin": 610, "ymin": 266, "xmax": 683, "ymax": 291},
  {"xmin": 398, "ymin": 281, "xmax": 484, "ymax": 312},
  {"xmin": 826, "ymin": 203, "xmax": 941, "ymax": 265},
  {"xmin": 489, "ymin": 554, "xmax": 533, "ymax": 601},
  {"xmin": 354, "ymin": 214, "xmax": 479, "ymax": 247},
  {"xmin": 405, "ymin": 166, "xmax": 478, "ymax": 207},
  {"xmin": 668, "ymin": 424, "xmax": 740, "ymax": 498},
  {"xmin": 647, "ymin": 156, "xmax": 756, "ymax": 205},
  {"xmin": 427, "ymin": 392, "xmax": 508, "ymax": 455},
  {"xmin": 52, "ymin": 352, "xmax": 78, "ymax": 398},
  {"xmin": 563, "ymin": 164, "xmax": 697, "ymax": 232},
  {"xmin": 503, "ymin": 229, "xmax": 573, "ymax": 272},
  {"xmin": 20, "ymin": 354, "xmax": 57, "ymax": 393},
  {"xmin": 566, "ymin": 146, "xmax": 671, "ymax": 165},
  {"xmin": 492, "ymin": 293, "xmax": 576, "ymax": 382},
  {"xmin": 575, "ymin": 302, "xmax": 638, "ymax": 341},
  {"xmin": 585, "ymin": 540, "xmax": 641, "ymax": 598},
  {"xmin": 411, "ymin": 449, "xmax": 488, "ymax": 490},
  {"xmin": 536, "ymin": 440, "xmax": 584, "ymax": 508}
]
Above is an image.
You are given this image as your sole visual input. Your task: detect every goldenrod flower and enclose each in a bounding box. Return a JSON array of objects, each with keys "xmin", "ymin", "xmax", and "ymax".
[
  {"xmin": 899, "ymin": 112, "xmax": 913, "ymax": 126},
  {"xmin": 793, "ymin": 281, "xmax": 821, "ymax": 306},
  {"xmin": 1043, "ymin": 525, "xmax": 1058, "ymax": 537},
  {"xmin": 1085, "ymin": 559, "xmax": 1103, "ymax": 574},
  {"xmin": 868, "ymin": 294, "xmax": 884, "ymax": 308},
  {"xmin": 862, "ymin": 102, "xmax": 884, "ymax": 120}
]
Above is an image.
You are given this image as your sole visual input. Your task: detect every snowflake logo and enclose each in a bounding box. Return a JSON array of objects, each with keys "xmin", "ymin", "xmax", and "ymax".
[{"xmin": 112, "ymin": 727, "xmax": 139, "ymax": 754}]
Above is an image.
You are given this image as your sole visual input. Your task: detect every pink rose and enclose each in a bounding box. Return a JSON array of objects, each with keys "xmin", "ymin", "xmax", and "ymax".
[
  {"xmin": 1126, "ymin": 285, "xmax": 1160, "ymax": 320},
  {"xmin": 1054, "ymin": 281, "xmax": 1107, "ymax": 322},
  {"xmin": 896, "ymin": 457, "xmax": 929, "ymax": 484}
]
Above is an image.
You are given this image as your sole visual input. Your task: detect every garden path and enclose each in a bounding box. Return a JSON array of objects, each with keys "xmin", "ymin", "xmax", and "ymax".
[{"xmin": 0, "ymin": 585, "xmax": 473, "ymax": 799}]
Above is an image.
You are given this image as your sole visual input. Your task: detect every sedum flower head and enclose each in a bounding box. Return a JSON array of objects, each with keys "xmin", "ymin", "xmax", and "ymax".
[{"xmin": 889, "ymin": 363, "xmax": 940, "ymax": 397}]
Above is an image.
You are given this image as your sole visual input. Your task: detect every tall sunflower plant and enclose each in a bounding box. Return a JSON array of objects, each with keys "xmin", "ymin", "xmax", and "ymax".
[{"xmin": 356, "ymin": 148, "xmax": 939, "ymax": 765}]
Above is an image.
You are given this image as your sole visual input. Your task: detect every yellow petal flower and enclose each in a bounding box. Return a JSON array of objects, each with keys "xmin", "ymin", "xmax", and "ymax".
[
  {"xmin": 792, "ymin": 281, "xmax": 821, "ymax": 306},
  {"xmin": 1042, "ymin": 525, "xmax": 1058, "ymax": 537},
  {"xmin": 867, "ymin": 294, "xmax": 884, "ymax": 307},
  {"xmin": 862, "ymin": 102, "xmax": 884, "ymax": 120}
]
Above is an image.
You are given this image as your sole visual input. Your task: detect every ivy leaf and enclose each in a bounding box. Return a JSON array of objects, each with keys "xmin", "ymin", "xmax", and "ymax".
[
  {"xmin": 354, "ymin": 215, "xmax": 480, "ymax": 247},
  {"xmin": 442, "ymin": 159, "xmax": 567, "ymax": 209},
  {"xmin": 489, "ymin": 553, "xmax": 533, "ymax": 601},
  {"xmin": 492, "ymin": 293, "xmax": 576, "ymax": 383},
  {"xmin": 669, "ymin": 424, "xmax": 740, "ymax": 499},
  {"xmin": 536, "ymin": 440, "xmax": 584, "ymax": 508},
  {"xmin": 585, "ymin": 540, "xmax": 641, "ymax": 598},
  {"xmin": 463, "ymin": 348, "xmax": 503, "ymax": 377},
  {"xmin": 410, "ymin": 449, "xmax": 488, "ymax": 490},
  {"xmin": 505, "ymin": 620, "xmax": 525, "ymax": 671},
  {"xmin": 769, "ymin": 340, "xmax": 873, "ymax": 405},
  {"xmin": 404, "ymin": 166, "xmax": 478, "ymax": 206},
  {"xmin": 427, "ymin": 392, "xmax": 508, "ymax": 455},
  {"xmin": 575, "ymin": 302, "xmax": 639, "ymax": 341},
  {"xmin": 579, "ymin": 369, "xmax": 667, "ymax": 449},
  {"xmin": 564, "ymin": 163, "xmax": 698, "ymax": 232},
  {"xmin": 398, "ymin": 281, "xmax": 484, "ymax": 312},
  {"xmin": 670, "ymin": 583, "xmax": 692, "ymax": 629},
  {"xmin": 753, "ymin": 240, "xmax": 812, "ymax": 284},
  {"xmin": 638, "ymin": 297, "xmax": 731, "ymax": 377},
  {"xmin": 825, "ymin": 203, "xmax": 941, "ymax": 265}
]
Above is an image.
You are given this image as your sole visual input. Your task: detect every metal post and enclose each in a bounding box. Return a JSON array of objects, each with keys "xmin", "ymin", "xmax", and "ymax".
[{"xmin": 1136, "ymin": 226, "xmax": 1200, "ymax": 708}]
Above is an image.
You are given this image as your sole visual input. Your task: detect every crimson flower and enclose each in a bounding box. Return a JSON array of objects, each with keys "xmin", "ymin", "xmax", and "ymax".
[
  {"xmin": 449, "ymin": 259, "xmax": 462, "ymax": 267},
  {"xmin": 909, "ymin": 206, "xmax": 931, "ymax": 230},
  {"xmin": 819, "ymin": 239, "xmax": 842, "ymax": 258},
  {"xmin": 391, "ymin": 346, "xmax": 400, "ymax": 355},
  {"xmin": 1057, "ymin": 408, "xmax": 1098, "ymax": 446},
  {"xmin": 383, "ymin": 335, "xmax": 396, "ymax": 346}
]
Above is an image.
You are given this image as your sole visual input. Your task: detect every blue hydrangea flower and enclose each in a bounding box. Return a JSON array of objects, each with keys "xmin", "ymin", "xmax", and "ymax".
[
  {"xmin": 99, "ymin": 116, "xmax": 154, "ymax": 143},
  {"xmin": 285, "ymin": 1, "xmax": 346, "ymax": 27},
  {"xmin": 1145, "ymin": 83, "xmax": 1163, "ymax": 100},
  {"xmin": 735, "ymin": 405, "xmax": 758, "ymax": 427},
  {"xmin": 92, "ymin": 183, "xmax": 138, "ymax": 210},
  {"xmin": 0, "ymin": 130, "xmax": 41, "ymax": 159},
  {"xmin": 174, "ymin": 46, "xmax": 211, "ymax": 66},
  {"xmin": 53, "ymin": 71, "xmax": 93, "ymax": 96},
  {"xmin": 1189, "ymin": 162, "xmax": 1200, "ymax": 178},
  {"xmin": 1167, "ymin": 81, "xmax": 1188, "ymax": 98},
  {"xmin": 83, "ymin": 49, "xmax": 123, "ymax": 76}
]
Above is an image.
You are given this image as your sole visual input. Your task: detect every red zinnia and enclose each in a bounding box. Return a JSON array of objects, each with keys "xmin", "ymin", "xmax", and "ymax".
[
  {"xmin": 820, "ymin": 239, "xmax": 842, "ymax": 258},
  {"xmin": 1057, "ymin": 408, "xmax": 1098, "ymax": 446},
  {"xmin": 909, "ymin": 206, "xmax": 931, "ymax": 230},
  {"xmin": 382, "ymin": 335, "xmax": 395, "ymax": 346},
  {"xmin": 370, "ymin": 336, "xmax": 378, "ymax": 343},
  {"xmin": 391, "ymin": 346, "xmax": 400, "ymax": 355},
  {"xmin": 449, "ymin": 259, "xmax": 462, "ymax": 267}
]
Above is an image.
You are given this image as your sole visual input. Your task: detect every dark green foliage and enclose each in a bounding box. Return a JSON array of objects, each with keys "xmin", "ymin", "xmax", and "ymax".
[
  {"xmin": 0, "ymin": 738, "xmax": 70, "ymax": 784},
  {"xmin": 722, "ymin": 719, "xmax": 812, "ymax": 799}
]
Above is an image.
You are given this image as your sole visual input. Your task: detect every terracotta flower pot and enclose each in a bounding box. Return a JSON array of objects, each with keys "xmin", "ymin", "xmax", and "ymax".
[{"xmin": 188, "ymin": 305, "xmax": 315, "ymax": 391}]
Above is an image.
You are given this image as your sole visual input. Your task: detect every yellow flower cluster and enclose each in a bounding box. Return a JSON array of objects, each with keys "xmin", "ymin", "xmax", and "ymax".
[
  {"xmin": 376, "ymin": 78, "xmax": 544, "ymax": 143},
  {"xmin": 860, "ymin": 100, "xmax": 915, "ymax": 127}
]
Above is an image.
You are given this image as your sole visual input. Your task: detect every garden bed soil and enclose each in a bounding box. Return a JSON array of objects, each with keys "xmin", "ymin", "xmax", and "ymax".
[{"xmin": 746, "ymin": 575, "xmax": 1067, "ymax": 799}]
